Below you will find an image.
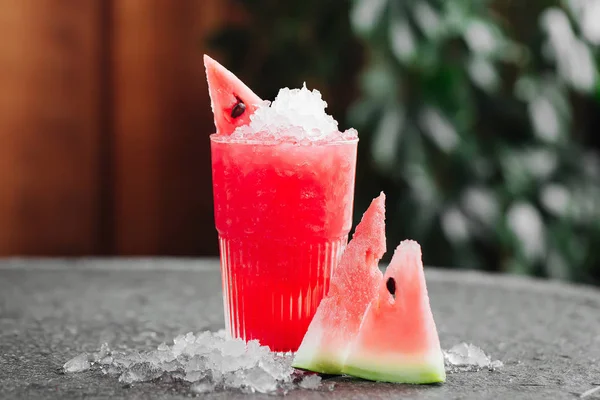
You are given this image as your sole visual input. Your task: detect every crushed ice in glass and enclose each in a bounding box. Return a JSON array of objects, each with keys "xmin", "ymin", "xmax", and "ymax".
[
  {"xmin": 62, "ymin": 330, "xmax": 319, "ymax": 394},
  {"xmin": 443, "ymin": 343, "xmax": 503, "ymax": 372},
  {"xmin": 231, "ymin": 83, "xmax": 358, "ymax": 142}
]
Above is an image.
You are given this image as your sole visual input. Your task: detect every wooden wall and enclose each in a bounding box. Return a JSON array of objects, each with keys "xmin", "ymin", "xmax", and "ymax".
[{"xmin": 0, "ymin": 0, "xmax": 223, "ymax": 256}]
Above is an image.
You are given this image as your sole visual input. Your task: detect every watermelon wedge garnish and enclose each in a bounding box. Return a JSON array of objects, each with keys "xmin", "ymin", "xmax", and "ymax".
[
  {"xmin": 342, "ymin": 240, "xmax": 446, "ymax": 383},
  {"xmin": 292, "ymin": 193, "xmax": 386, "ymax": 374},
  {"xmin": 293, "ymin": 195, "xmax": 446, "ymax": 384},
  {"xmin": 203, "ymin": 54, "xmax": 262, "ymax": 135}
]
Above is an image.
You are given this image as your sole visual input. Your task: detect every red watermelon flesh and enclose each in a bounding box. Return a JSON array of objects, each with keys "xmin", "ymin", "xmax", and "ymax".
[
  {"xmin": 342, "ymin": 240, "xmax": 446, "ymax": 383},
  {"xmin": 292, "ymin": 193, "xmax": 386, "ymax": 374},
  {"xmin": 203, "ymin": 54, "xmax": 263, "ymax": 135}
]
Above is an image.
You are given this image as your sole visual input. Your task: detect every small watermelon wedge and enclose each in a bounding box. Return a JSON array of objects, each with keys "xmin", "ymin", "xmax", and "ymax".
[
  {"xmin": 292, "ymin": 193, "xmax": 386, "ymax": 374},
  {"xmin": 203, "ymin": 54, "xmax": 262, "ymax": 135},
  {"xmin": 342, "ymin": 240, "xmax": 446, "ymax": 383}
]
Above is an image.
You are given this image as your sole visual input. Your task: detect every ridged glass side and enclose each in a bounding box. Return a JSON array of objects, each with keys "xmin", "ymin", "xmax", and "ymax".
[{"xmin": 218, "ymin": 236, "xmax": 347, "ymax": 352}]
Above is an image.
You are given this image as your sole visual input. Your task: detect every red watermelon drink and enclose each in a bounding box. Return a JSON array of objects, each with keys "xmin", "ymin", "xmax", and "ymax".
[{"xmin": 205, "ymin": 55, "xmax": 358, "ymax": 351}]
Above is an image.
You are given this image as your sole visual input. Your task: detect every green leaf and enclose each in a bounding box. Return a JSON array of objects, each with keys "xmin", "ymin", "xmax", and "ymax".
[
  {"xmin": 506, "ymin": 201, "xmax": 546, "ymax": 263},
  {"xmin": 412, "ymin": 0, "xmax": 442, "ymax": 40},
  {"xmin": 467, "ymin": 57, "xmax": 500, "ymax": 93},
  {"xmin": 360, "ymin": 59, "xmax": 398, "ymax": 102},
  {"xmin": 540, "ymin": 8, "xmax": 598, "ymax": 93},
  {"xmin": 418, "ymin": 106, "xmax": 459, "ymax": 153},
  {"xmin": 528, "ymin": 96, "xmax": 562, "ymax": 143},
  {"xmin": 388, "ymin": 2, "xmax": 417, "ymax": 64},
  {"xmin": 463, "ymin": 19, "xmax": 501, "ymax": 56},
  {"xmin": 351, "ymin": 0, "xmax": 388, "ymax": 37},
  {"xmin": 372, "ymin": 105, "xmax": 405, "ymax": 172}
]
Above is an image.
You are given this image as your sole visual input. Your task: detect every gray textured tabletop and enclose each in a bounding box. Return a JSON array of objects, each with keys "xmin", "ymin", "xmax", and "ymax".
[{"xmin": 0, "ymin": 258, "xmax": 599, "ymax": 400}]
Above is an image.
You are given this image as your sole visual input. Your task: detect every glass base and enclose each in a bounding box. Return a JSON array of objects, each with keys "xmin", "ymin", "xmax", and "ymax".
[{"xmin": 218, "ymin": 235, "xmax": 347, "ymax": 352}]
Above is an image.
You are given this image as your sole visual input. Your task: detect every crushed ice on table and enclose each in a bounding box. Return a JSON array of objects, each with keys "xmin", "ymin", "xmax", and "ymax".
[
  {"xmin": 63, "ymin": 353, "xmax": 90, "ymax": 373},
  {"xmin": 63, "ymin": 333, "xmax": 504, "ymax": 393},
  {"xmin": 190, "ymin": 379, "xmax": 216, "ymax": 394},
  {"xmin": 231, "ymin": 83, "xmax": 358, "ymax": 142},
  {"xmin": 443, "ymin": 343, "xmax": 504, "ymax": 372},
  {"xmin": 299, "ymin": 374, "xmax": 322, "ymax": 390},
  {"xmin": 62, "ymin": 330, "xmax": 320, "ymax": 394}
]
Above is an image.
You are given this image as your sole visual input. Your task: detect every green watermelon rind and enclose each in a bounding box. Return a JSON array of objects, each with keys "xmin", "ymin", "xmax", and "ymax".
[
  {"xmin": 292, "ymin": 353, "xmax": 344, "ymax": 375},
  {"xmin": 342, "ymin": 354, "xmax": 446, "ymax": 384},
  {"xmin": 292, "ymin": 194, "xmax": 387, "ymax": 377}
]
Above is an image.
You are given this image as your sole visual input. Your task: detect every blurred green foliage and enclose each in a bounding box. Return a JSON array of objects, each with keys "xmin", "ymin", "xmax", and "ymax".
[{"xmin": 210, "ymin": 0, "xmax": 600, "ymax": 284}]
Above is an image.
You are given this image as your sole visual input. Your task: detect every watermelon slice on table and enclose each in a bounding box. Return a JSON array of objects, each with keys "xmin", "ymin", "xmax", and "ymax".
[
  {"xmin": 203, "ymin": 54, "xmax": 262, "ymax": 135},
  {"xmin": 293, "ymin": 194, "xmax": 445, "ymax": 384},
  {"xmin": 342, "ymin": 240, "xmax": 446, "ymax": 384},
  {"xmin": 292, "ymin": 193, "xmax": 387, "ymax": 374}
]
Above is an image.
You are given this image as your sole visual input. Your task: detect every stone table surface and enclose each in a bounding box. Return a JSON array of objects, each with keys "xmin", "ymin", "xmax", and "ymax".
[{"xmin": 0, "ymin": 258, "xmax": 599, "ymax": 400}]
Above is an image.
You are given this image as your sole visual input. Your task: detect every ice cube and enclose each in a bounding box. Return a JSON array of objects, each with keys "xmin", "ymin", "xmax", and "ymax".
[
  {"xmin": 183, "ymin": 355, "xmax": 207, "ymax": 373},
  {"xmin": 224, "ymin": 371, "xmax": 245, "ymax": 389},
  {"xmin": 106, "ymin": 365, "xmax": 122, "ymax": 376},
  {"xmin": 469, "ymin": 346, "xmax": 491, "ymax": 367},
  {"xmin": 172, "ymin": 332, "xmax": 194, "ymax": 356},
  {"xmin": 444, "ymin": 343, "xmax": 502, "ymax": 372},
  {"xmin": 92, "ymin": 343, "xmax": 110, "ymax": 362},
  {"xmin": 158, "ymin": 359, "xmax": 181, "ymax": 372},
  {"xmin": 221, "ymin": 355, "xmax": 245, "ymax": 373},
  {"xmin": 206, "ymin": 349, "xmax": 224, "ymax": 371},
  {"xmin": 192, "ymin": 331, "xmax": 213, "ymax": 349},
  {"xmin": 63, "ymin": 353, "xmax": 90, "ymax": 373},
  {"xmin": 259, "ymin": 353, "xmax": 294, "ymax": 382},
  {"xmin": 246, "ymin": 340, "xmax": 270, "ymax": 364},
  {"xmin": 112, "ymin": 352, "xmax": 143, "ymax": 369},
  {"xmin": 242, "ymin": 367, "xmax": 278, "ymax": 394},
  {"xmin": 299, "ymin": 374, "xmax": 322, "ymax": 390},
  {"xmin": 445, "ymin": 343, "xmax": 478, "ymax": 366},
  {"xmin": 118, "ymin": 362, "xmax": 162, "ymax": 383},
  {"xmin": 213, "ymin": 329, "xmax": 228, "ymax": 340},
  {"xmin": 211, "ymin": 369, "xmax": 224, "ymax": 385},
  {"xmin": 190, "ymin": 379, "xmax": 216, "ymax": 394},
  {"xmin": 221, "ymin": 338, "xmax": 246, "ymax": 357},
  {"xmin": 174, "ymin": 331, "xmax": 219, "ymax": 357},
  {"xmin": 171, "ymin": 371, "xmax": 186, "ymax": 381},
  {"xmin": 146, "ymin": 348, "xmax": 176, "ymax": 365},
  {"xmin": 157, "ymin": 342, "xmax": 169, "ymax": 351},
  {"xmin": 99, "ymin": 356, "xmax": 113, "ymax": 365},
  {"xmin": 184, "ymin": 370, "xmax": 206, "ymax": 382}
]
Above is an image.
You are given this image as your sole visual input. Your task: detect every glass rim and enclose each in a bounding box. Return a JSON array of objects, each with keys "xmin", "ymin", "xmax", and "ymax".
[{"xmin": 209, "ymin": 133, "xmax": 359, "ymax": 146}]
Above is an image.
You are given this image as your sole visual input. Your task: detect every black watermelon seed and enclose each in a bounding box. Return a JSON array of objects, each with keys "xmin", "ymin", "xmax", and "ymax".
[
  {"xmin": 386, "ymin": 277, "xmax": 396, "ymax": 299},
  {"xmin": 231, "ymin": 101, "xmax": 246, "ymax": 118}
]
